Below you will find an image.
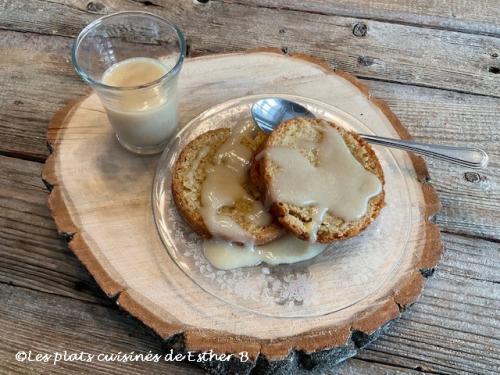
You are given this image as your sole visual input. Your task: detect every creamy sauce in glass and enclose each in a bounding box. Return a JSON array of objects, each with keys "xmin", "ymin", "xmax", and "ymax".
[{"xmin": 101, "ymin": 57, "xmax": 179, "ymax": 148}]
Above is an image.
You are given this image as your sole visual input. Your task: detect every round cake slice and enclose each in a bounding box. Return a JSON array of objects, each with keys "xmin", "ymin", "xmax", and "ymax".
[
  {"xmin": 260, "ymin": 117, "xmax": 385, "ymax": 243},
  {"xmin": 172, "ymin": 125, "xmax": 283, "ymax": 245}
]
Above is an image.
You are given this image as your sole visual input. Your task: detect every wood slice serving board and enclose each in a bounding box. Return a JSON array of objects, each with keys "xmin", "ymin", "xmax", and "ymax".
[{"xmin": 42, "ymin": 50, "xmax": 442, "ymax": 374}]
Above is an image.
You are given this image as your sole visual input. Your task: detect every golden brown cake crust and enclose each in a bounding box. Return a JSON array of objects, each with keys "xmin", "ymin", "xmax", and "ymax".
[{"xmin": 260, "ymin": 117, "xmax": 385, "ymax": 243}]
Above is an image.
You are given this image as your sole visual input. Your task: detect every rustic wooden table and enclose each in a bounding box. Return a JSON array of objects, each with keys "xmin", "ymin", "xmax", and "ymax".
[{"xmin": 0, "ymin": 1, "xmax": 499, "ymax": 374}]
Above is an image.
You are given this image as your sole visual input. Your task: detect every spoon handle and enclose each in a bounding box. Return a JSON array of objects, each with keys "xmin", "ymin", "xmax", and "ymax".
[{"xmin": 360, "ymin": 134, "xmax": 489, "ymax": 169}]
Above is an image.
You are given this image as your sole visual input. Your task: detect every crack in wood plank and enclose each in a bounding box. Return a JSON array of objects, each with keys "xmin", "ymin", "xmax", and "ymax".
[
  {"xmin": 221, "ymin": 0, "xmax": 500, "ymax": 37},
  {"xmin": 1, "ymin": 1, "xmax": 499, "ymax": 97}
]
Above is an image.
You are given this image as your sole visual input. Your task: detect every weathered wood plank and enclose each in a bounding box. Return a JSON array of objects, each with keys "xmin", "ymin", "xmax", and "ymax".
[
  {"xmin": 1, "ymin": 0, "xmax": 499, "ymax": 97},
  {"xmin": 1, "ymin": 155, "xmax": 498, "ymax": 373},
  {"xmin": 233, "ymin": 0, "xmax": 500, "ymax": 36},
  {"xmin": 0, "ymin": 154, "xmax": 106, "ymax": 305},
  {"xmin": 335, "ymin": 359, "xmax": 427, "ymax": 375},
  {"xmin": 364, "ymin": 80, "xmax": 500, "ymax": 240},
  {"xmin": 0, "ymin": 31, "xmax": 88, "ymax": 160},
  {"xmin": 1, "ymin": 27, "xmax": 499, "ymax": 160},
  {"xmin": 358, "ymin": 253, "xmax": 500, "ymax": 374},
  {"xmin": 0, "ymin": 283, "xmax": 202, "ymax": 374}
]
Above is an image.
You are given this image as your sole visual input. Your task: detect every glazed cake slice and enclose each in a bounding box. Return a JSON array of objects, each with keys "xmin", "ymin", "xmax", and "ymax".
[
  {"xmin": 259, "ymin": 117, "xmax": 385, "ymax": 243},
  {"xmin": 172, "ymin": 125, "xmax": 283, "ymax": 245}
]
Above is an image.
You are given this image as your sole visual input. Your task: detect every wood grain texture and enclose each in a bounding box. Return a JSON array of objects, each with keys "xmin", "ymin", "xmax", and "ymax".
[
  {"xmin": 0, "ymin": 283, "xmax": 202, "ymax": 374},
  {"xmin": 364, "ymin": 80, "xmax": 500, "ymax": 240},
  {"xmin": 234, "ymin": 0, "xmax": 500, "ymax": 36},
  {"xmin": 357, "ymin": 234, "xmax": 500, "ymax": 375},
  {"xmin": 0, "ymin": 155, "xmax": 106, "ymax": 305},
  {"xmin": 0, "ymin": 31, "xmax": 88, "ymax": 160},
  {"xmin": 0, "ymin": 154, "xmax": 497, "ymax": 373},
  {"xmin": 1, "ymin": 0, "xmax": 499, "ymax": 97}
]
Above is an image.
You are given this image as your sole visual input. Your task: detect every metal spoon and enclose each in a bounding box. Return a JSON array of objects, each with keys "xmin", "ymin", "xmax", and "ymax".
[{"xmin": 251, "ymin": 97, "xmax": 489, "ymax": 169}]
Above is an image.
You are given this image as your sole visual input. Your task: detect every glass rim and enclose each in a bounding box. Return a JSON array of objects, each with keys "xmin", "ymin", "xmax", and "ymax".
[{"xmin": 71, "ymin": 11, "xmax": 186, "ymax": 91}]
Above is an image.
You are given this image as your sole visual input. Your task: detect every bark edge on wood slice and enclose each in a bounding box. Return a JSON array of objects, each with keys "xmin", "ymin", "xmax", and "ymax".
[{"xmin": 42, "ymin": 50, "xmax": 442, "ymax": 367}]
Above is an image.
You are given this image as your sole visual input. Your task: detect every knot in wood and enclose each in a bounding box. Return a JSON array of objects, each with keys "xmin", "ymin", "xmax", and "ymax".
[
  {"xmin": 358, "ymin": 56, "xmax": 374, "ymax": 66},
  {"xmin": 86, "ymin": 1, "xmax": 105, "ymax": 12},
  {"xmin": 464, "ymin": 171, "xmax": 482, "ymax": 183},
  {"xmin": 352, "ymin": 23, "xmax": 367, "ymax": 37}
]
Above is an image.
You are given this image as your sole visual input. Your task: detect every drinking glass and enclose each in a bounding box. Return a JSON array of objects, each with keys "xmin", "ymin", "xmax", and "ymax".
[{"xmin": 72, "ymin": 11, "xmax": 186, "ymax": 154}]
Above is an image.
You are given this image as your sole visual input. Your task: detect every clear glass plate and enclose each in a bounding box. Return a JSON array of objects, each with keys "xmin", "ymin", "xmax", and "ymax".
[{"xmin": 153, "ymin": 94, "xmax": 412, "ymax": 318}]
